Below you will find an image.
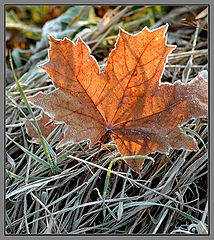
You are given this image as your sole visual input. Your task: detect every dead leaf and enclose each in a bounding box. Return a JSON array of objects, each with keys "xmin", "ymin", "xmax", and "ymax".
[
  {"xmin": 27, "ymin": 24, "xmax": 208, "ymax": 174},
  {"xmin": 26, "ymin": 112, "xmax": 57, "ymax": 143}
]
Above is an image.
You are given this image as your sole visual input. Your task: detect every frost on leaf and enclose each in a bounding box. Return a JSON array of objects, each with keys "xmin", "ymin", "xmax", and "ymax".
[
  {"xmin": 27, "ymin": 24, "xmax": 208, "ymax": 174},
  {"xmin": 26, "ymin": 112, "xmax": 57, "ymax": 143}
]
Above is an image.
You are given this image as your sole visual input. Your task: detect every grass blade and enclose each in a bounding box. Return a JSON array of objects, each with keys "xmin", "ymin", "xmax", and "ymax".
[
  {"xmin": 104, "ymin": 201, "xmax": 201, "ymax": 224},
  {"xmin": 9, "ymin": 51, "xmax": 56, "ymax": 174},
  {"xmin": 6, "ymin": 134, "xmax": 50, "ymax": 168}
]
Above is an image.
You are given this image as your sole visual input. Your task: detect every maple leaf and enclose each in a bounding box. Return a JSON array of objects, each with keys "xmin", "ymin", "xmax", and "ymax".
[
  {"xmin": 26, "ymin": 112, "xmax": 58, "ymax": 143},
  {"xmin": 27, "ymin": 24, "xmax": 208, "ymax": 174}
]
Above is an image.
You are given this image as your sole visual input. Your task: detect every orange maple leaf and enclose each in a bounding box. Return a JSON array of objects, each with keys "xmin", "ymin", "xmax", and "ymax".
[{"xmin": 27, "ymin": 24, "xmax": 208, "ymax": 174}]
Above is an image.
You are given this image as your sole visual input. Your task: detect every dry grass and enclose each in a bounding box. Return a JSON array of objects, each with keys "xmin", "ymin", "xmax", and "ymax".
[{"xmin": 5, "ymin": 5, "xmax": 208, "ymax": 234}]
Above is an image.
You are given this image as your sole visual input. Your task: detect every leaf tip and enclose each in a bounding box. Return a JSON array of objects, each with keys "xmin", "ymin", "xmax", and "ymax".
[
  {"xmin": 137, "ymin": 170, "xmax": 142, "ymax": 177},
  {"xmin": 159, "ymin": 23, "xmax": 169, "ymax": 34},
  {"xmin": 119, "ymin": 26, "xmax": 125, "ymax": 33},
  {"xmin": 48, "ymin": 34, "xmax": 55, "ymax": 42},
  {"xmin": 39, "ymin": 62, "xmax": 48, "ymax": 71},
  {"xmin": 163, "ymin": 22, "xmax": 169, "ymax": 30},
  {"xmin": 188, "ymin": 143, "xmax": 200, "ymax": 152},
  {"xmin": 76, "ymin": 35, "xmax": 85, "ymax": 47},
  {"xmin": 118, "ymin": 27, "xmax": 129, "ymax": 38},
  {"xmin": 154, "ymin": 23, "xmax": 170, "ymax": 39}
]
